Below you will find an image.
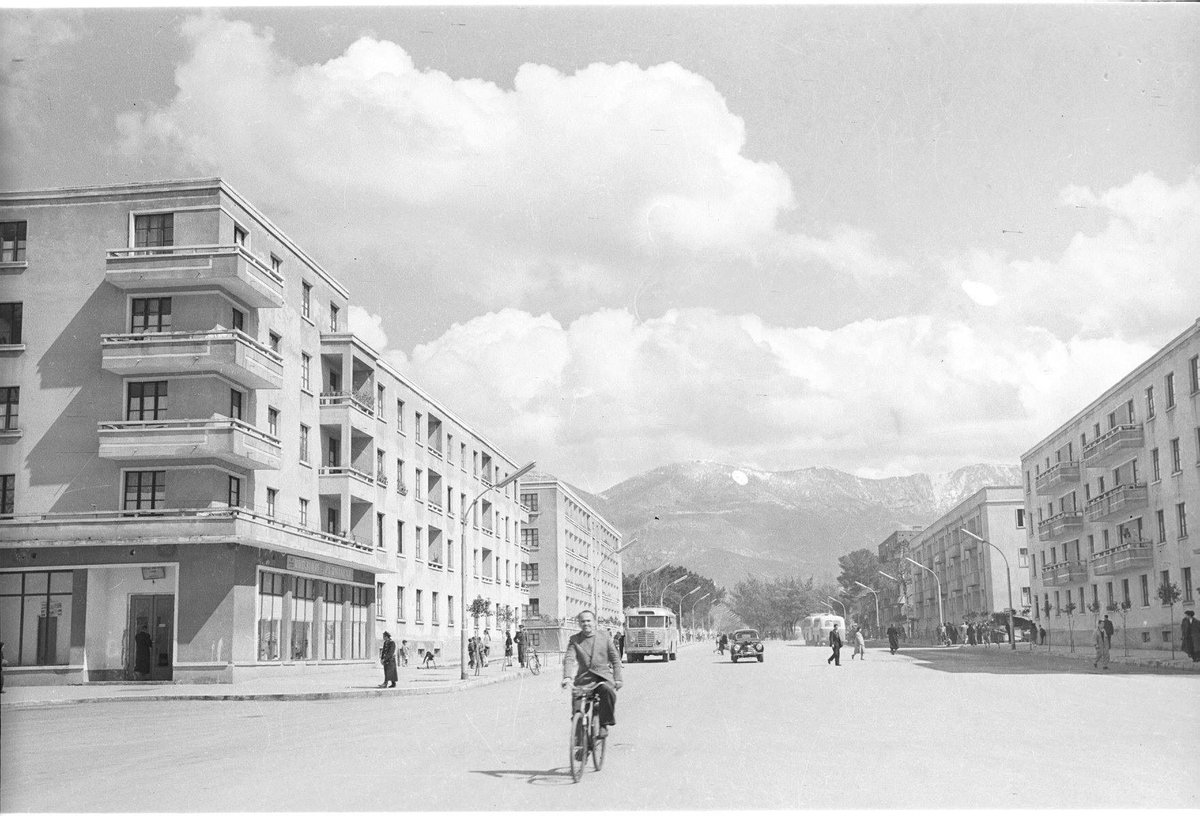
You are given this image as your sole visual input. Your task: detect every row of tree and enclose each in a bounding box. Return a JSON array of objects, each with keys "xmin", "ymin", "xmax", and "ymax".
[
  {"xmin": 621, "ymin": 565, "xmax": 725, "ymax": 627},
  {"xmin": 724, "ymin": 575, "xmax": 843, "ymax": 638}
]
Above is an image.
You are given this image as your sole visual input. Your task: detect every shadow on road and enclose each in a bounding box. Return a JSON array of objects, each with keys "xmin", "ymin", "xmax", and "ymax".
[
  {"xmin": 471, "ymin": 767, "xmax": 577, "ymax": 786},
  {"xmin": 903, "ymin": 647, "xmax": 1191, "ymax": 676}
]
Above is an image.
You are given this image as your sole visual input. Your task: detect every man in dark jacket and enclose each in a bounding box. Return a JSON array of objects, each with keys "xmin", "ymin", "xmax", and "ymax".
[
  {"xmin": 1182, "ymin": 610, "xmax": 1198, "ymax": 662},
  {"xmin": 378, "ymin": 632, "xmax": 398, "ymax": 688},
  {"xmin": 886, "ymin": 624, "xmax": 900, "ymax": 655},
  {"xmin": 561, "ymin": 610, "xmax": 623, "ymax": 737},
  {"xmin": 514, "ymin": 625, "xmax": 527, "ymax": 667},
  {"xmin": 827, "ymin": 623, "xmax": 843, "ymax": 666}
]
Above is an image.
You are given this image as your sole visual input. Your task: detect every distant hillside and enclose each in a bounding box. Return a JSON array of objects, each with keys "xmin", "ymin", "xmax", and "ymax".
[{"xmin": 573, "ymin": 461, "xmax": 1020, "ymax": 589}]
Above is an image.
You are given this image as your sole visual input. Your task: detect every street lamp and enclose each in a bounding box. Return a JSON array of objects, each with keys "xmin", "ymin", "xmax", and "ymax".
[
  {"xmin": 660, "ymin": 574, "xmax": 687, "ymax": 607},
  {"xmin": 593, "ymin": 536, "xmax": 640, "ymax": 626},
  {"xmin": 677, "ymin": 585, "xmax": 701, "ymax": 631},
  {"xmin": 905, "ymin": 556, "xmax": 945, "ymax": 637},
  {"xmin": 827, "ymin": 595, "xmax": 846, "ymax": 618},
  {"xmin": 854, "ymin": 581, "xmax": 881, "ymax": 636},
  {"xmin": 961, "ymin": 528, "xmax": 1016, "ymax": 651},
  {"xmin": 459, "ymin": 460, "xmax": 535, "ymax": 680},
  {"xmin": 638, "ymin": 561, "xmax": 670, "ymax": 606},
  {"xmin": 690, "ymin": 592, "xmax": 710, "ymax": 631}
]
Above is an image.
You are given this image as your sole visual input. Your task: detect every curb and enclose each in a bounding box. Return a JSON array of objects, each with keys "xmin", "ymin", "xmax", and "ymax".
[{"xmin": 1, "ymin": 666, "xmax": 535, "ymax": 711}]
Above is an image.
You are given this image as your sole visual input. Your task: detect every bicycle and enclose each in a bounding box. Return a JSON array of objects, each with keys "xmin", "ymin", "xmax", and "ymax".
[
  {"xmin": 527, "ymin": 650, "xmax": 541, "ymax": 675},
  {"xmin": 567, "ymin": 682, "xmax": 606, "ymax": 782}
]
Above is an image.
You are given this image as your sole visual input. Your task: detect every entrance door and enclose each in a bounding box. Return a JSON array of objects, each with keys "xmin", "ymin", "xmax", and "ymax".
[{"xmin": 128, "ymin": 594, "xmax": 175, "ymax": 681}]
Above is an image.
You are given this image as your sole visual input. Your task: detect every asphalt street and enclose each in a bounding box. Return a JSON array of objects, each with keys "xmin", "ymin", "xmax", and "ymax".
[{"xmin": 2, "ymin": 641, "xmax": 1196, "ymax": 811}]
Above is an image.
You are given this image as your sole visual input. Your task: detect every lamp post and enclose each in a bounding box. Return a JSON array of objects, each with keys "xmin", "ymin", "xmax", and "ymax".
[
  {"xmin": 879, "ymin": 570, "xmax": 904, "ymax": 636},
  {"xmin": 660, "ymin": 574, "xmax": 687, "ymax": 607},
  {"xmin": 594, "ymin": 537, "xmax": 639, "ymax": 625},
  {"xmin": 854, "ymin": 581, "xmax": 881, "ymax": 637},
  {"xmin": 459, "ymin": 461, "xmax": 535, "ymax": 680},
  {"xmin": 905, "ymin": 556, "xmax": 945, "ymax": 639},
  {"xmin": 827, "ymin": 595, "xmax": 846, "ymax": 619},
  {"xmin": 678, "ymin": 585, "xmax": 701, "ymax": 633},
  {"xmin": 961, "ymin": 528, "xmax": 1016, "ymax": 651},
  {"xmin": 638, "ymin": 561, "xmax": 670, "ymax": 606},
  {"xmin": 690, "ymin": 592, "xmax": 711, "ymax": 632}
]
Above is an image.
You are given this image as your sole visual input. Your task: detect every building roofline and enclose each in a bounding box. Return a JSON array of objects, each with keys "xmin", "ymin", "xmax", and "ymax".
[
  {"xmin": 0, "ymin": 176, "xmax": 351, "ymax": 300},
  {"xmin": 519, "ymin": 476, "xmax": 622, "ymax": 540},
  {"xmin": 1020, "ymin": 317, "xmax": 1200, "ymax": 460},
  {"xmin": 911, "ymin": 485, "xmax": 1023, "ymax": 544}
]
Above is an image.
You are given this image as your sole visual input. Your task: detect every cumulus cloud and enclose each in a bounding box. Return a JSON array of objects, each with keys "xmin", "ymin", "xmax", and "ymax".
[{"xmin": 348, "ymin": 306, "xmax": 389, "ymax": 352}]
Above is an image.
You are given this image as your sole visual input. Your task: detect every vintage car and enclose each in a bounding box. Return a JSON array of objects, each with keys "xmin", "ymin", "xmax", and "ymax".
[{"xmin": 729, "ymin": 628, "xmax": 764, "ymax": 663}]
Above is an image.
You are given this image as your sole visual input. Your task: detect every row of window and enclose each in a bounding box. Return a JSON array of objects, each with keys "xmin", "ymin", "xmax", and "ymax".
[
  {"xmin": 257, "ymin": 572, "xmax": 371, "ymax": 662},
  {"xmin": 1033, "ymin": 567, "xmax": 1195, "ymax": 618}
]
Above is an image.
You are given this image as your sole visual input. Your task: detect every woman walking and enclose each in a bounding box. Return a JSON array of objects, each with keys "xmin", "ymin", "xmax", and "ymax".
[
  {"xmin": 379, "ymin": 632, "xmax": 398, "ymax": 688},
  {"xmin": 1093, "ymin": 620, "xmax": 1110, "ymax": 670}
]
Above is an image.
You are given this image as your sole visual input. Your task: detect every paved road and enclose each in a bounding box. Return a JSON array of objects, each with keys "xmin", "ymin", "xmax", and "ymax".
[{"xmin": 3, "ymin": 642, "xmax": 1196, "ymax": 810}]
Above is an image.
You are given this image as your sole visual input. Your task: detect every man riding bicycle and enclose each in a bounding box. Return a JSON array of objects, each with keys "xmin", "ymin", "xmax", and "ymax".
[{"xmin": 561, "ymin": 610, "xmax": 623, "ymax": 738}]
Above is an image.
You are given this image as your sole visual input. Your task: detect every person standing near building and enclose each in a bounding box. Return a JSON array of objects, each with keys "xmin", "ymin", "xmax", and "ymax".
[
  {"xmin": 378, "ymin": 632, "xmax": 398, "ymax": 688},
  {"xmin": 399, "ymin": 639, "xmax": 410, "ymax": 667},
  {"xmin": 886, "ymin": 624, "xmax": 900, "ymax": 655},
  {"xmin": 1093, "ymin": 620, "xmax": 1110, "ymax": 670},
  {"xmin": 851, "ymin": 626, "xmax": 866, "ymax": 660},
  {"xmin": 1182, "ymin": 610, "xmax": 1198, "ymax": 662},
  {"xmin": 514, "ymin": 625, "xmax": 527, "ymax": 667},
  {"xmin": 1102, "ymin": 615, "xmax": 1114, "ymax": 648},
  {"xmin": 134, "ymin": 624, "xmax": 153, "ymax": 680},
  {"xmin": 827, "ymin": 623, "xmax": 843, "ymax": 666},
  {"xmin": 504, "ymin": 630, "xmax": 514, "ymax": 667}
]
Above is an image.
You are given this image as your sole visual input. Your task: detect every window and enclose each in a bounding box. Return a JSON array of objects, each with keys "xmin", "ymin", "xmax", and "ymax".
[
  {"xmin": 1157, "ymin": 509, "xmax": 1167, "ymax": 543},
  {"xmin": 1166, "ymin": 372, "xmax": 1176, "ymax": 409},
  {"xmin": 1021, "ymin": 587, "xmax": 1031, "ymax": 607},
  {"xmin": 376, "ymin": 449, "xmax": 385, "ymax": 481},
  {"xmin": 301, "ymin": 282, "xmax": 312, "ymax": 319},
  {"xmin": 1171, "ymin": 438, "xmax": 1182, "ymax": 473},
  {"xmin": 396, "ymin": 399, "xmax": 405, "ymax": 433},
  {"xmin": 1152, "ymin": 448, "xmax": 1161, "ymax": 481},
  {"xmin": 376, "ymin": 512, "xmax": 385, "ymax": 549},
  {"xmin": 1053, "ymin": 591, "xmax": 1060, "ymax": 615},
  {"xmin": 1178, "ymin": 502, "xmax": 1188, "ymax": 538},
  {"xmin": 0, "ymin": 387, "xmax": 17, "ymax": 431},
  {"xmin": 1160, "ymin": 570, "xmax": 1172, "ymax": 605},
  {"xmin": 1183, "ymin": 567, "xmax": 1193, "ymax": 602},
  {"xmin": 1140, "ymin": 574, "xmax": 1150, "ymax": 607},
  {"xmin": 299, "ymin": 498, "xmax": 309, "ymax": 526},
  {"xmin": 269, "ymin": 332, "xmax": 281, "ymax": 353},
  {"xmin": 227, "ymin": 476, "xmax": 241, "ymax": 507},
  {"xmin": 127, "ymin": 381, "xmax": 167, "ymax": 421},
  {"xmin": 1122, "ymin": 578, "xmax": 1130, "ymax": 606},
  {"xmin": 266, "ymin": 488, "xmax": 277, "ymax": 518},
  {"xmin": 415, "ymin": 468, "xmax": 423, "ymax": 500},
  {"xmin": 415, "ymin": 412, "xmax": 423, "ymax": 443},
  {"xmin": 1191, "ymin": 355, "xmax": 1200, "ymax": 394},
  {"xmin": 301, "ymin": 353, "xmax": 312, "ymax": 392},
  {"xmin": 415, "ymin": 526, "xmax": 423, "ymax": 560},
  {"xmin": 291, "ymin": 578, "xmax": 316, "ymax": 660},
  {"xmin": 415, "ymin": 589, "xmax": 423, "ymax": 624},
  {"xmin": 329, "ymin": 303, "xmax": 339, "ymax": 332},
  {"xmin": 299, "ymin": 426, "xmax": 312, "ymax": 466},
  {"xmin": 326, "ymin": 507, "xmax": 340, "ymax": 535},
  {"xmin": 521, "ymin": 492, "xmax": 539, "ymax": 512},
  {"xmin": 1018, "ymin": 547, "xmax": 1028, "ymax": 567},
  {"xmin": 231, "ymin": 308, "xmax": 245, "ymax": 334},
  {"xmin": 322, "ymin": 583, "xmax": 345, "ymax": 660},
  {"xmin": 0, "ymin": 571, "xmax": 74, "ymax": 666},
  {"xmin": 396, "ymin": 458, "xmax": 405, "ymax": 492},
  {"xmin": 397, "ymin": 520, "xmax": 405, "ymax": 555},
  {"xmin": 1106, "ymin": 582, "xmax": 1114, "ymax": 606},
  {"xmin": 0, "ymin": 221, "xmax": 26, "ymax": 262},
  {"xmin": 134, "ymin": 213, "xmax": 173, "ymax": 247},
  {"xmin": 0, "ymin": 473, "xmax": 13, "ymax": 517},
  {"xmin": 233, "ymin": 224, "xmax": 248, "ymax": 247},
  {"xmin": 523, "ymin": 563, "xmax": 540, "ymax": 583},
  {"xmin": 271, "ymin": 254, "xmax": 282, "ymax": 277},
  {"xmin": 1015, "ymin": 508, "xmax": 1025, "ymax": 528},
  {"xmin": 377, "ymin": 582, "xmax": 386, "ymax": 620},
  {"xmin": 529, "ymin": 599, "xmax": 540, "ymax": 616},
  {"xmin": 123, "ymin": 470, "xmax": 165, "ymax": 510},
  {"xmin": 432, "ymin": 591, "xmax": 440, "ymax": 625},
  {"xmin": 396, "ymin": 586, "xmax": 406, "ymax": 621},
  {"xmin": 447, "ymin": 595, "xmax": 454, "ymax": 626},
  {"xmin": 460, "ymin": 442, "xmax": 467, "ymax": 469},
  {"xmin": 229, "ymin": 389, "xmax": 243, "ymax": 421},
  {"xmin": 0, "ymin": 302, "xmax": 23, "ymax": 344},
  {"xmin": 131, "ymin": 297, "xmax": 171, "ymax": 333},
  {"xmin": 267, "ymin": 407, "xmax": 279, "ymax": 437}
]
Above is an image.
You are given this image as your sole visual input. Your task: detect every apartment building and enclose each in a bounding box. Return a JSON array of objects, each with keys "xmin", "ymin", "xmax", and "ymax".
[
  {"xmin": 875, "ymin": 526, "xmax": 923, "ymax": 632},
  {"xmin": 518, "ymin": 475, "xmax": 623, "ymax": 651},
  {"xmin": 906, "ymin": 487, "xmax": 1030, "ymax": 639},
  {"xmin": 0, "ymin": 178, "xmax": 528, "ymax": 684},
  {"xmin": 1022, "ymin": 319, "xmax": 1200, "ymax": 651}
]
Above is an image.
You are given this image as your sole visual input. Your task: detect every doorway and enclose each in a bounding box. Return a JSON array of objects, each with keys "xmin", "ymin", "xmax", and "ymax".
[{"xmin": 128, "ymin": 594, "xmax": 174, "ymax": 681}]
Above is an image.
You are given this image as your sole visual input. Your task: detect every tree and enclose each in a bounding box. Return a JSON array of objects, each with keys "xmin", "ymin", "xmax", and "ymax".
[
  {"xmin": 1041, "ymin": 598, "xmax": 1053, "ymax": 651},
  {"xmin": 1061, "ymin": 600, "xmax": 1078, "ymax": 652},
  {"xmin": 836, "ymin": 548, "xmax": 882, "ymax": 594},
  {"xmin": 468, "ymin": 596, "xmax": 491, "ymax": 628},
  {"xmin": 1157, "ymin": 580, "xmax": 1182, "ymax": 659}
]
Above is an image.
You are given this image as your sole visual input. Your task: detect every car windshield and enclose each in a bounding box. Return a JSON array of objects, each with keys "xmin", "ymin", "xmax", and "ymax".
[{"xmin": 733, "ymin": 630, "xmax": 758, "ymax": 640}]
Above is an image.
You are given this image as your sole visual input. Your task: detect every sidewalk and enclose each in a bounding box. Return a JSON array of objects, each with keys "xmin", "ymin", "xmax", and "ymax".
[
  {"xmin": 0, "ymin": 656, "xmax": 551, "ymax": 711},
  {"xmin": 876, "ymin": 639, "xmax": 1200, "ymax": 672}
]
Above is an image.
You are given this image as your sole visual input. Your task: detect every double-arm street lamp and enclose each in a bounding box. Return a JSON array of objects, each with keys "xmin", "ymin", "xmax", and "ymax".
[
  {"xmin": 904, "ymin": 556, "xmax": 945, "ymax": 636},
  {"xmin": 459, "ymin": 461, "xmax": 536, "ymax": 680},
  {"xmin": 637, "ymin": 561, "xmax": 670, "ymax": 606},
  {"xmin": 961, "ymin": 528, "xmax": 1016, "ymax": 651},
  {"xmin": 660, "ymin": 574, "xmax": 687, "ymax": 608},
  {"xmin": 854, "ymin": 581, "xmax": 881, "ymax": 635}
]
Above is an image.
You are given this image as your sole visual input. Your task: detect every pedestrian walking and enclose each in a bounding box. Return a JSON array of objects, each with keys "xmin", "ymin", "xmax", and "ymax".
[
  {"xmin": 1102, "ymin": 615, "xmax": 1114, "ymax": 648},
  {"xmin": 616, "ymin": 631, "xmax": 625, "ymax": 660},
  {"xmin": 1039, "ymin": 625, "xmax": 1047, "ymax": 646},
  {"xmin": 1182, "ymin": 610, "xmax": 1199, "ymax": 662},
  {"xmin": 967, "ymin": 622, "xmax": 976, "ymax": 646},
  {"xmin": 851, "ymin": 626, "xmax": 866, "ymax": 660},
  {"xmin": 886, "ymin": 624, "xmax": 900, "ymax": 655},
  {"xmin": 399, "ymin": 639, "xmax": 409, "ymax": 667},
  {"xmin": 514, "ymin": 625, "xmax": 527, "ymax": 667},
  {"xmin": 378, "ymin": 631, "xmax": 398, "ymax": 688},
  {"xmin": 1093, "ymin": 620, "xmax": 1110, "ymax": 670},
  {"xmin": 958, "ymin": 621, "xmax": 968, "ymax": 647},
  {"xmin": 827, "ymin": 623, "xmax": 843, "ymax": 666}
]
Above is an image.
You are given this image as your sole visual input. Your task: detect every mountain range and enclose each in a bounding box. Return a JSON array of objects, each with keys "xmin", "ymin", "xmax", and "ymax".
[{"xmin": 569, "ymin": 461, "xmax": 1022, "ymax": 589}]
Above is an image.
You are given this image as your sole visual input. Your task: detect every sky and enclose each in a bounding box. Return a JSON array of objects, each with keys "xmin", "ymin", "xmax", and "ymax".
[{"xmin": 2, "ymin": 4, "xmax": 1198, "ymax": 492}]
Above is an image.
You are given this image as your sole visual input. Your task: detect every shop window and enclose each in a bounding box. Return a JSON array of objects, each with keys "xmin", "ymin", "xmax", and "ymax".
[
  {"xmin": 257, "ymin": 572, "xmax": 285, "ymax": 661},
  {"xmin": 323, "ymin": 583, "xmax": 345, "ymax": 660},
  {"xmin": 0, "ymin": 570, "xmax": 74, "ymax": 666}
]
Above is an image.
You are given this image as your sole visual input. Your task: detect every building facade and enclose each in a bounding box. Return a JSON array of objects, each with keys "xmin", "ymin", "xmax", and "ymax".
[
  {"xmin": 1022, "ymin": 319, "xmax": 1199, "ymax": 651},
  {"xmin": 876, "ymin": 526, "xmax": 923, "ymax": 632},
  {"xmin": 517, "ymin": 475, "xmax": 623, "ymax": 651},
  {"xmin": 907, "ymin": 487, "xmax": 1030, "ymax": 640},
  {"xmin": 0, "ymin": 178, "xmax": 528, "ymax": 685}
]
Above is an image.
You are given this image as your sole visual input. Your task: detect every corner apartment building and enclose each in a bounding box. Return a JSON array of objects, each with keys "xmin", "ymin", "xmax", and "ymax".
[
  {"xmin": 907, "ymin": 487, "xmax": 1030, "ymax": 639},
  {"xmin": 0, "ymin": 178, "xmax": 528, "ymax": 685},
  {"xmin": 875, "ymin": 525, "xmax": 923, "ymax": 631},
  {"xmin": 1022, "ymin": 319, "xmax": 1199, "ymax": 651},
  {"xmin": 517, "ymin": 475, "xmax": 623, "ymax": 651}
]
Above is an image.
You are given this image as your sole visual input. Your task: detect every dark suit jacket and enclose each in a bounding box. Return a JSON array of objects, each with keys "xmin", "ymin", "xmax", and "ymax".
[{"xmin": 829, "ymin": 631, "xmax": 843, "ymax": 649}]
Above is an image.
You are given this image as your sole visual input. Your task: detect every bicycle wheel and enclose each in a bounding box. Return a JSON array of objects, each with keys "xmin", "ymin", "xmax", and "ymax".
[
  {"xmin": 590, "ymin": 712, "xmax": 606, "ymax": 771},
  {"xmin": 529, "ymin": 653, "xmax": 541, "ymax": 675},
  {"xmin": 568, "ymin": 712, "xmax": 587, "ymax": 782}
]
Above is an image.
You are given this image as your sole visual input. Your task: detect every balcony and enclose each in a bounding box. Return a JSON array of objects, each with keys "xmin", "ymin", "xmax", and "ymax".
[
  {"xmin": 1035, "ymin": 461, "xmax": 1082, "ymax": 495},
  {"xmin": 1040, "ymin": 560, "xmax": 1089, "ymax": 587},
  {"xmin": 1037, "ymin": 510, "xmax": 1084, "ymax": 542},
  {"xmin": 319, "ymin": 392, "xmax": 376, "ymax": 436},
  {"xmin": 98, "ymin": 418, "xmax": 281, "ymax": 470},
  {"xmin": 105, "ymin": 245, "xmax": 285, "ymax": 309},
  {"xmin": 1090, "ymin": 539, "xmax": 1154, "ymax": 576},
  {"xmin": 100, "ymin": 330, "xmax": 283, "ymax": 390},
  {"xmin": 1084, "ymin": 482, "xmax": 1149, "ymax": 524},
  {"xmin": 1082, "ymin": 423, "xmax": 1144, "ymax": 469},
  {"xmin": 0, "ymin": 508, "xmax": 393, "ymax": 573},
  {"xmin": 318, "ymin": 466, "xmax": 376, "ymax": 503}
]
